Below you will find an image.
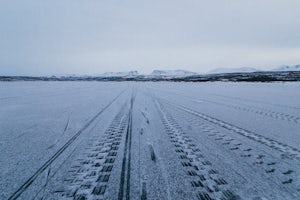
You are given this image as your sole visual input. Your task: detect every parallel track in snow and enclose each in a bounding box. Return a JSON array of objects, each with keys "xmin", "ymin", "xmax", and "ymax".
[
  {"xmin": 152, "ymin": 87, "xmax": 300, "ymax": 124},
  {"xmin": 165, "ymin": 102, "xmax": 300, "ymax": 194},
  {"xmin": 156, "ymin": 99, "xmax": 239, "ymax": 200},
  {"xmin": 192, "ymin": 98, "xmax": 300, "ymax": 124},
  {"xmin": 118, "ymin": 91, "xmax": 135, "ymax": 200},
  {"xmin": 211, "ymin": 93, "xmax": 300, "ymax": 111},
  {"xmin": 56, "ymin": 105, "xmax": 128, "ymax": 199},
  {"xmin": 163, "ymin": 99, "xmax": 300, "ymax": 160},
  {"xmin": 8, "ymin": 90, "xmax": 126, "ymax": 200}
]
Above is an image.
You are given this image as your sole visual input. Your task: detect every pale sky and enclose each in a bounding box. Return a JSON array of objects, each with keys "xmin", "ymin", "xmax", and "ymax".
[{"xmin": 1, "ymin": 0, "xmax": 300, "ymax": 76}]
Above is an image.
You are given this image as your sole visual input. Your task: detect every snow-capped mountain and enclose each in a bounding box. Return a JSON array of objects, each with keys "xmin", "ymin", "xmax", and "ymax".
[
  {"xmin": 207, "ymin": 67, "xmax": 259, "ymax": 74},
  {"xmin": 272, "ymin": 65, "xmax": 300, "ymax": 72},
  {"xmin": 98, "ymin": 71, "xmax": 139, "ymax": 77},
  {"xmin": 150, "ymin": 70, "xmax": 197, "ymax": 77},
  {"xmin": 56, "ymin": 74, "xmax": 92, "ymax": 78}
]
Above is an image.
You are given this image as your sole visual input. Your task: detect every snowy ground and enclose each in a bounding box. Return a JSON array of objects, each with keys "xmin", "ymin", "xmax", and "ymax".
[{"xmin": 0, "ymin": 81, "xmax": 300, "ymax": 200}]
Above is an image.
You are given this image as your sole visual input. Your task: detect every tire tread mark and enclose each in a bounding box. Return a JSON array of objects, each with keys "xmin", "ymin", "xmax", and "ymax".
[
  {"xmin": 8, "ymin": 90, "xmax": 126, "ymax": 200},
  {"xmin": 155, "ymin": 99, "xmax": 238, "ymax": 200},
  {"xmin": 165, "ymin": 100, "xmax": 300, "ymax": 160},
  {"xmin": 59, "ymin": 108, "xmax": 128, "ymax": 199},
  {"xmin": 193, "ymin": 98, "xmax": 299, "ymax": 124},
  {"xmin": 118, "ymin": 91, "xmax": 134, "ymax": 200}
]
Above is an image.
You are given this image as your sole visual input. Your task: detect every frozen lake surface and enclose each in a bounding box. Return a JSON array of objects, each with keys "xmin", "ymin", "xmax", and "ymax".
[{"xmin": 0, "ymin": 81, "xmax": 300, "ymax": 200}]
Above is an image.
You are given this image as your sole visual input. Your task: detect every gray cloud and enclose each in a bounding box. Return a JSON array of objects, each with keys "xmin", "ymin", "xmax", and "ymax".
[{"xmin": 1, "ymin": 0, "xmax": 300, "ymax": 75}]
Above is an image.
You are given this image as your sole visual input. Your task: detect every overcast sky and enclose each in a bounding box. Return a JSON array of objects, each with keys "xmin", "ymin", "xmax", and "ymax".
[{"xmin": 1, "ymin": 0, "xmax": 300, "ymax": 75}]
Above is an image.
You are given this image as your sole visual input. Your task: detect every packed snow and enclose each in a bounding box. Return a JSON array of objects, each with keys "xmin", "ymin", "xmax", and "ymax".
[{"xmin": 0, "ymin": 81, "xmax": 300, "ymax": 200}]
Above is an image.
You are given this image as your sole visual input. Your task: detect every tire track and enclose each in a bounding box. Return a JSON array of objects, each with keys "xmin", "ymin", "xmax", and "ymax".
[
  {"xmin": 155, "ymin": 99, "xmax": 240, "ymax": 200},
  {"xmin": 149, "ymin": 87, "xmax": 300, "ymax": 124},
  {"xmin": 47, "ymin": 117, "xmax": 71, "ymax": 150},
  {"xmin": 7, "ymin": 90, "xmax": 125, "ymax": 200},
  {"xmin": 163, "ymin": 100, "xmax": 300, "ymax": 160},
  {"xmin": 192, "ymin": 98, "xmax": 300, "ymax": 124},
  {"xmin": 0, "ymin": 96, "xmax": 17, "ymax": 101},
  {"xmin": 55, "ymin": 106, "xmax": 128, "ymax": 199},
  {"xmin": 136, "ymin": 95, "xmax": 172, "ymax": 200},
  {"xmin": 118, "ymin": 92, "xmax": 135, "ymax": 200},
  {"xmin": 211, "ymin": 93, "xmax": 300, "ymax": 110},
  {"xmin": 173, "ymin": 107, "xmax": 299, "ymax": 191}
]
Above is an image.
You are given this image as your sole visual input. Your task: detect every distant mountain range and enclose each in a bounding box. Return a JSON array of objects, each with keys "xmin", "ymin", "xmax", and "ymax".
[
  {"xmin": 54, "ymin": 65, "xmax": 300, "ymax": 78},
  {"xmin": 207, "ymin": 67, "xmax": 259, "ymax": 74},
  {"xmin": 206, "ymin": 65, "xmax": 300, "ymax": 74},
  {"xmin": 150, "ymin": 70, "xmax": 197, "ymax": 77},
  {"xmin": 272, "ymin": 65, "xmax": 300, "ymax": 72},
  {"xmin": 98, "ymin": 70, "xmax": 139, "ymax": 77},
  {"xmin": 90, "ymin": 69, "xmax": 198, "ymax": 78},
  {"xmin": 2, "ymin": 68, "xmax": 300, "ymax": 82}
]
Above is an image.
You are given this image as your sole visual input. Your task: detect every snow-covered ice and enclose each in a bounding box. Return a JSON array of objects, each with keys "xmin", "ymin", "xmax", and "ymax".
[{"xmin": 0, "ymin": 81, "xmax": 300, "ymax": 200}]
